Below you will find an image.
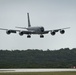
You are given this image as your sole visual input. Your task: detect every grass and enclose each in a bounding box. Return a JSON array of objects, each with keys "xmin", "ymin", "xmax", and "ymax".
[{"xmin": 0, "ymin": 72, "xmax": 76, "ymax": 75}]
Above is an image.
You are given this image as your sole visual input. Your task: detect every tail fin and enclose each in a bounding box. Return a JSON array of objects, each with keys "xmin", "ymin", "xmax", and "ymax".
[{"xmin": 27, "ymin": 13, "xmax": 31, "ymax": 27}]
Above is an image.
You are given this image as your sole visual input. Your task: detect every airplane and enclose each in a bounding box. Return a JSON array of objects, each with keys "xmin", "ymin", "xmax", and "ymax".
[{"xmin": 0, "ymin": 13, "xmax": 70, "ymax": 38}]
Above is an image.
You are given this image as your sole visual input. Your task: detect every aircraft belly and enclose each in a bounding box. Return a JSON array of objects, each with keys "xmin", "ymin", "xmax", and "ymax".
[
  {"xmin": 23, "ymin": 31, "xmax": 48, "ymax": 34},
  {"xmin": 32, "ymin": 31, "xmax": 49, "ymax": 34}
]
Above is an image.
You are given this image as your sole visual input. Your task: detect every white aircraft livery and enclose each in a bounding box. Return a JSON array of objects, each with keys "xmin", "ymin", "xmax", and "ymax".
[{"xmin": 0, "ymin": 13, "xmax": 70, "ymax": 38}]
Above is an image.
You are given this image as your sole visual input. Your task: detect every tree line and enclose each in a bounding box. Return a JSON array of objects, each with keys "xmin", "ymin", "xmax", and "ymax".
[{"xmin": 0, "ymin": 48, "xmax": 76, "ymax": 68}]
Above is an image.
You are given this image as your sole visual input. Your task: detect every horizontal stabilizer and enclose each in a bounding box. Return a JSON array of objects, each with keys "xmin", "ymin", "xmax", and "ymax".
[{"xmin": 15, "ymin": 27, "xmax": 27, "ymax": 29}]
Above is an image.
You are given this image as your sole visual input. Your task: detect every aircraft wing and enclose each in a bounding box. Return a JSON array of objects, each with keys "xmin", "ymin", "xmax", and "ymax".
[
  {"xmin": 0, "ymin": 28, "xmax": 8, "ymax": 30},
  {"xmin": 47, "ymin": 27, "xmax": 70, "ymax": 32},
  {"xmin": 0, "ymin": 27, "xmax": 70, "ymax": 36},
  {"xmin": 0, "ymin": 28, "xmax": 35, "ymax": 35},
  {"xmin": 0, "ymin": 28, "xmax": 21, "ymax": 32},
  {"xmin": 45, "ymin": 27, "xmax": 70, "ymax": 35}
]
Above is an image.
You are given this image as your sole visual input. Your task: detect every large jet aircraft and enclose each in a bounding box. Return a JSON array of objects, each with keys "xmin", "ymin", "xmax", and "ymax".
[{"xmin": 0, "ymin": 13, "xmax": 70, "ymax": 38}]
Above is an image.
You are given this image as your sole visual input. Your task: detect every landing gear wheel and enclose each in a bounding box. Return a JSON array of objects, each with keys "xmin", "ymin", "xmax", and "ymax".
[
  {"xmin": 40, "ymin": 34, "xmax": 44, "ymax": 38},
  {"xmin": 27, "ymin": 35, "xmax": 31, "ymax": 38}
]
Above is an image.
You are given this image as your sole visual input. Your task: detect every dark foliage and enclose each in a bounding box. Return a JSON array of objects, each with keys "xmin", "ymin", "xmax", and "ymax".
[{"xmin": 0, "ymin": 48, "xmax": 76, "ymax": 68}]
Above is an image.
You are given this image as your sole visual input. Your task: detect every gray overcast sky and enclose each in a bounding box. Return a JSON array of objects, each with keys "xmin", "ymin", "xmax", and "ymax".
[{"xmin": 0, "ymin": 0, "xmax": 76, "ymax": 50}]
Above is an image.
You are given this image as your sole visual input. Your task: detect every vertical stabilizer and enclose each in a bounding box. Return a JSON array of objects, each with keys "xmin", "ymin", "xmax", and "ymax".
[{"xmin": 27, "ymin": 13, "xmax": 31, "ymax": 27}]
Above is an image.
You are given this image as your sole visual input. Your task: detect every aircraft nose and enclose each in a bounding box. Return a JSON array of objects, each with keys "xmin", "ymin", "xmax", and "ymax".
[{"xmin": 40, "ymin": 27, "xmax": 44, "ymax": 32}]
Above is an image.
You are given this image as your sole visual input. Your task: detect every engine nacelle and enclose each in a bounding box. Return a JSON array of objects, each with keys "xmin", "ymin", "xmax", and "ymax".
[
  {"xmin": 19, "ymin": 32, "xmax": 24, "ymax": 36},
  {"xmin": 60, "ymin": 30, "xmax": 65, "ymax": 34},
  {"xmin": 6, "ymin": 30, "xmax": 16, "ymax": 35},
  {"xmin": 6, "ymin": 30, "xmax": 11, "ymax": 34},
  {"xmin": 40, "ymin": 27, "xmax": 44, "ymax": 32},
  {"xmin": 51, "ymin": 31, "xmax": 56, "ymax": 35}
]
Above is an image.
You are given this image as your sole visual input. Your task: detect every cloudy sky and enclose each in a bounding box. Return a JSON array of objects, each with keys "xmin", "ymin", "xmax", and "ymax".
[{"xmin": 0, "ymin": 0, "xmax": 76, "ymax": 50}]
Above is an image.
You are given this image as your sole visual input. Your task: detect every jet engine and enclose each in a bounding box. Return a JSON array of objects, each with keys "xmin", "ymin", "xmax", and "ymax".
[
  {"xmin": 40, "ymin": 27, "xmax": 44, "ymax": 32},
  {"xmin": 19, "ymin": 32, "xmax": 24, "ymax": 36},
  {"xmin": 51, "ymin": 31, "xmax": 56, "ymax": 35},
  {"xmin": 60, "ymin": 30, "xmax": 65, "ymax": 34},
  {"xmin": 6, "ymin": 30, "xmax": 11, "ymax": 34},
  {"xmin": 6, "ymin": 30, "xmax": 16, "ymax": 34}
]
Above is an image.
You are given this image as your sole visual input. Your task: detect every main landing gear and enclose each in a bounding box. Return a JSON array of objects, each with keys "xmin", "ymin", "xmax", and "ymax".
[
  {"xmin": 40, "ymin": 34, "xmax": 44, "ymax": 38},
  {"xmin": 27, "ymin": 34, "xmax": 31, "ymax": 38},
  {"xmin": 27, "ymin": 34, "xmax": 44, "ymax": 38}
]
